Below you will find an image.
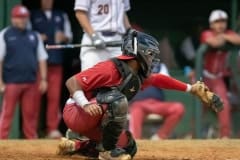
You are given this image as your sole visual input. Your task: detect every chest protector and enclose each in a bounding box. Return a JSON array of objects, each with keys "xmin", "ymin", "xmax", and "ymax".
[{"xmin": 111, "ymin": 58, "xmax": 142, "ymax": 101}]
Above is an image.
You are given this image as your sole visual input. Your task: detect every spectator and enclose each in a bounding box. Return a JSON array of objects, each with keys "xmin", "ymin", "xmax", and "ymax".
[
  {"xmin": 30, "ymin": 0, "xmax": 72, "ymax": 138},
  {"xmin": 200, "ymin": 9, "xmax": 240, "ymax": 138},
  {"xmin": 0, "ymin": 5, "xmax": 48, "ymax": 139},
  {"xmin": 129, "ymin": 61, "xmax": 185, "ymax": 139},
  {"xmin": 74, "ymin": 0, "xmax": 131, "ymax": 71}
]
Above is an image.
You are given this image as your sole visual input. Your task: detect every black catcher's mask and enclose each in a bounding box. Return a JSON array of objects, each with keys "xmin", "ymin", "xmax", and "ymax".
[{"xmin": 121, "ymin": 30, "xmax": 160, "ymax": 78}]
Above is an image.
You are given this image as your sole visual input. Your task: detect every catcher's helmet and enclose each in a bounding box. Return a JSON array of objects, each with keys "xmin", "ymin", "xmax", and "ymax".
[{"xmin": 121, "ymin": 30, "xmax": 160, "ymax": 78}]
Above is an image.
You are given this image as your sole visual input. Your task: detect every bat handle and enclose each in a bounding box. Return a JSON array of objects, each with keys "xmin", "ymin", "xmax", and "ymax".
[
  {"xmin": 45, "ymin": 44, "xmax": 58, "ymax": 49},
  {"xmin": 45, "ymin": 44, "xmax": 64, "ymax": 49}
]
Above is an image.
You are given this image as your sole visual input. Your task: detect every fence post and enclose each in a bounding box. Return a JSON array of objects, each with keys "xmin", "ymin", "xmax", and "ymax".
[
  {"xmin": 231, "ymin": 0, "xmax": 238, "ymax": 30},
  {"xmin": 194, "ymin": 44, "xmax": 208, "ymax": 138},
  {"xmin": 229, "ymin": 48, "xmax": 240, "ymax": 90}
]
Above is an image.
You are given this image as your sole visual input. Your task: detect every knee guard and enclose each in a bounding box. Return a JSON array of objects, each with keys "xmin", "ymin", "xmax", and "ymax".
[{"xmin": 96, "ymin": 89, "xmax": 128, "ymax": 150}]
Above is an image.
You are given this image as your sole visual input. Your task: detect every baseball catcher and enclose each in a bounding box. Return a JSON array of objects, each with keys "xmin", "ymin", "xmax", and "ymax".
[{"xmin": 57, "ymin": 30, "xmax": 223, "ymax": 160}]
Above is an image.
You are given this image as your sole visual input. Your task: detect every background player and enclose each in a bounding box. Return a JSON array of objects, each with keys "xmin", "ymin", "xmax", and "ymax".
[
  {"xmin": 30, "ymin": 0, "xmax": 72, "ymax": 138},
  {"xmin": 200, "ymin": 9, "xmax": 240, "ymax": 138},
  {"xmin": 129, "ymin": 61, "xmax": 185, "ymax": 140},
  {"xmin": 74, "ymin": 0, "xmax": 131, "ymax": 71},
  {"xmin": 0, "ymin": 5, "xmax": 48, "ymax": 139},
  {"xmin": 57, "ymin": 30, "xmax": 222, "ymax": 160}
]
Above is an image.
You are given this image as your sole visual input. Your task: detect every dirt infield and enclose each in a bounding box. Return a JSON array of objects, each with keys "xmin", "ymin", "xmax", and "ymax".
[{"xmin": 0, "ymin": 139, "xmax": 240, "ymax": 160}]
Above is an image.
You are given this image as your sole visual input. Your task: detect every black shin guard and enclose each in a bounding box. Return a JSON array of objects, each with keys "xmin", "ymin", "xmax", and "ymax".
[
  {"xmin": 96, "ymin": 89, "xmax": 128, "ymax": 151},
  {"xmin": 102, "ymin": 121, "xmax": 125, "ymax": 150},
  {"xmin": 123, "ymin": 130, "xmax": 137, "ymax": 157}
]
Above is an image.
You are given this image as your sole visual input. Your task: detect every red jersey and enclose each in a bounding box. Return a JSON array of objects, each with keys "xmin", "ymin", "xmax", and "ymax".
[
  {"xmin": 200, "ymin": 29, "xmax": 235, "ymax": 75},
  {"xmin": 75, "ymin": 60, "xmax": 188, "ymax": 100}
]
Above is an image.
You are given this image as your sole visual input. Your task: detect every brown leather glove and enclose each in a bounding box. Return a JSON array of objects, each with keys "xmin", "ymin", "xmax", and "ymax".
[{"xmin": 190, "ymin": 81, "xmax": 223, "ymax": 112}]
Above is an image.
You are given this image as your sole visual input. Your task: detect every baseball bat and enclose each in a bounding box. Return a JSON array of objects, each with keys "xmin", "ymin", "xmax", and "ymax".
[{"xmin": 45, "ymin": 40, "xmax": 122, "ymax": 49}]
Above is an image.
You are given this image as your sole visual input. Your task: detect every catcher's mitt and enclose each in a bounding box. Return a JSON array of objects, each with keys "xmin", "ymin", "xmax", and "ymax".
[{"xmin": 190, "ymin": 81, "xmax": 223, "ymax": 112}]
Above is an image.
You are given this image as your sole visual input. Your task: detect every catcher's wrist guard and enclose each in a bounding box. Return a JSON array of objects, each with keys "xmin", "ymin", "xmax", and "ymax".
[{"xmin": 190, "ymin": 81, "xmax": 223, "ymax": 112}]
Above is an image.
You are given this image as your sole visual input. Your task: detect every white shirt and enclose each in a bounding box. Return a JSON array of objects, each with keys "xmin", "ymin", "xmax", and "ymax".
[
  {"xmin": 0, "ymin": 27, "xmax": 48, "ymax": 61},
  {"xmin": 74, "ymin": 0, "xmax": 130, "ymax": 34}
]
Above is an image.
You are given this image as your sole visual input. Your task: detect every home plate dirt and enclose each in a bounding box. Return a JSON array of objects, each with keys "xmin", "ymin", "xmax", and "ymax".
[{"xmin": 0, "ymin": 139, "xmax": 240, "ymax": 160}]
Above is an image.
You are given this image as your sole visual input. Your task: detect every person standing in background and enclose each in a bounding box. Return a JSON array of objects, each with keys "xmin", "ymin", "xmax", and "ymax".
[
  {"xmin": 74, "ymin": 0, "xmax": 132, "ymax": 71},
  {"xmin": 0, "ymin": 5, "xmax": 48, "ymax": 139},
  {"xmin": 30, "ymin": 0, "xmax": 72, "ymax": 138},
  {"xmin": 200, "ymin": 9, "xmax": 240, "ymax": 138}
]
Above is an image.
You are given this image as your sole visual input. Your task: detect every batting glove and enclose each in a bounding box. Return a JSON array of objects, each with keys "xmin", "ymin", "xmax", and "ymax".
[
  {"xmin": 91, "ymin": 33, "xmax": 106, "ymax": 49},
  {"xmin": 123, "ymin": 28, "xmax": 136, "ymax": 39}
]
